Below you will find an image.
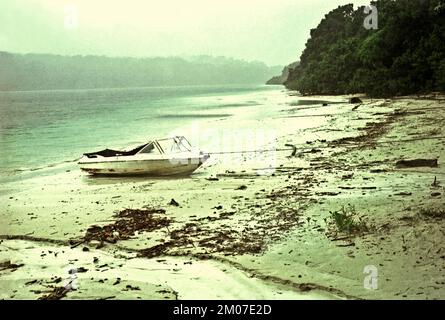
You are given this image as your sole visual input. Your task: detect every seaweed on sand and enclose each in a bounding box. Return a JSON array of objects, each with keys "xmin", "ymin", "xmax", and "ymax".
[
  {"xmin": 418, "ymin": 208, "xmax": 445, "ymax": 220},
  {"xmin": 71, "ymin": 208, "xmax": 170, "ymax": 247},
  {"xmin": 38, "ymin": 287, "xmax": 69, "ymax": 300}
]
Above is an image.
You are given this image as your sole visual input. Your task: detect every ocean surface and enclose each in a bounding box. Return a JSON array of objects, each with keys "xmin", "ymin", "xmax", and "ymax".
[{"xmin": 0, "ymin": 85, "xmax": 335, "ymax": 185}]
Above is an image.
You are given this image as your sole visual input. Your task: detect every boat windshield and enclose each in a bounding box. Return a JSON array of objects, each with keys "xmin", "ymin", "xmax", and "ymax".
[
  {"xmin": 138, "ymin": 142, "xmax": 157, "ymax": 154},
  {"xmin": 136, "ymin": 137, "xmax": 192, "ymax": 155},
  {"xmin": 156, "ymin": 137, "xmax": 192, "ymax": 154}
]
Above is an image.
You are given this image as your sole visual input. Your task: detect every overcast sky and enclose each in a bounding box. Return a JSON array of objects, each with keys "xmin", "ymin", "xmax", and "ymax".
[{"xmin": 0, "ymin": 0, "xmax": 371, "ymax": 66}]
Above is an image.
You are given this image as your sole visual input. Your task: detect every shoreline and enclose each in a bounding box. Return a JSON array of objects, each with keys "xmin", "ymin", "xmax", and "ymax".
[{"xmin": 1, "ymin": 93, "xmax": 444, "ymax": 300}]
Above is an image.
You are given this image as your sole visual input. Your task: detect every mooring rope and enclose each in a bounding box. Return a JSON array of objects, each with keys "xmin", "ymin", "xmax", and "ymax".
[{"xmin": 206, "ymin": 135, "xmax": 445, "ymax": 156}]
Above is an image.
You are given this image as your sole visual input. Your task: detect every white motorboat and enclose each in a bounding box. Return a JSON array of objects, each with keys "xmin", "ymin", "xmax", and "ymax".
[{"xmin": 78, "ymin": 136, "xmax": 209, "ymax": 176}]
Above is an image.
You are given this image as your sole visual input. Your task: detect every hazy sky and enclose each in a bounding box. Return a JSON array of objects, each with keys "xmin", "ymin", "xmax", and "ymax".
[{"xmin": 0, "ymin": 0, "xmax": 371, "ymax": 66}]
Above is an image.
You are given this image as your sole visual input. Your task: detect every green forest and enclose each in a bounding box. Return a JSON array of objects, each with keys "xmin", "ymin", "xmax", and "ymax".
[
  {"xmin": 0, "ymin": 53, "xmax": 280, "ymax": 91},
  {"xmin": 285, "ymin": 0, "xmax": 445, "ymax": 97}
]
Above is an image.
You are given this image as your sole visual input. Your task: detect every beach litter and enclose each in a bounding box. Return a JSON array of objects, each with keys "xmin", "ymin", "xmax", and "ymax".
[
  {"xmin": 395, "ymin": 158, "xmax": 438, "ymax": 168},
  {"xmin": 169, "ymin": 199, "xmax": 180, "ymax": 207},
  {"xmin": 0, "ymin": 260, "xmax": 24, "ymax": 272}
]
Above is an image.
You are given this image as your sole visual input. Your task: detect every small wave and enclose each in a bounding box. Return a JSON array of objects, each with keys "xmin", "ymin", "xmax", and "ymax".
[
  {"xmin": 217, "ymin": 102, "xmax": 260, "ymax": 108},
  {"xmin": 288, "ymin": 100, "xmax": 345, "ymax": 107},
  {"xmin": 157, "ymin": 113, "xmax": 232, "ymax": 119},
  {"xmin": 8, "ymin": 157, "xmax": 81, "ymax": 175},
  {"xmin": 195, "ymin": 101, "xmax": 260, "ymax": 110}
]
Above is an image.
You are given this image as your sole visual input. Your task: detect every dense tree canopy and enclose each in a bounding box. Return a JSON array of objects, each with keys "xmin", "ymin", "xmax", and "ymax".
[{"xmin": 285, "ymin": 0, "xmax": 445, "ymax": 97}]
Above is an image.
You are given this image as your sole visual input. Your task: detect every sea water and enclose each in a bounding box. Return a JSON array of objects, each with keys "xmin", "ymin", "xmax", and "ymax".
[{"xmin": 0, "ymin": 84, "xmax": 333, "ymax": 184}]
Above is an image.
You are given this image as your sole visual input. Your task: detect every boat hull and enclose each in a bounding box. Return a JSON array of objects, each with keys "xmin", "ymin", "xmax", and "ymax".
[{"xmin": 79, "ymin": 156, "xmax": 208, "ymax": 176}]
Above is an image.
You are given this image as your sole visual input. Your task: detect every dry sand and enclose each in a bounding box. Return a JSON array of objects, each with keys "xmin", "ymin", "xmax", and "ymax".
[{"xmin": 1, "ymin": 93, "xmax": 444, "ymax": 300}]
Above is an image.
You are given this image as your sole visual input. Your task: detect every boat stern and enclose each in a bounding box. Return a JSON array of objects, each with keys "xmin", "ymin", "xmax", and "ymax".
[{"xmin": 199, "ymin": 152, "xmax": 210, "ymax": 165}]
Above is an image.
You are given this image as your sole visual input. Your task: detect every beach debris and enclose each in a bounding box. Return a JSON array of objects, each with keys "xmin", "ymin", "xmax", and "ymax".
[
  {"xmin": 418, "ymin": 208, "xmax": 445, "ymax": 220},
  {"xmin": 51, "ymin": 277, "xmax": 62, "ymax": 284},
  {"xmin": 169, "ymin": 198, "xmax": 180, "ymax": 207},
  {"xmin": 342, "ymin": 173, "xmax": 354, "ymax": 180},
  {"xmin": 0, "ymin": 260, "xmax": 24, "ymax": 272},
  {"xmin": 137, "ymin": 212, "xmax": 269, "ymax": 258},
  {"xmin": 336, "ymin": 242, "xmax": 356, "ymax": 247},
  {"xmin": 395, "ymin": 159, "xmax": 438, "ymax": 168},
  {"xmin": 395, "ymin": 192, "xmax": 412, "ymax": 196},
  {"xmin": 219, "ymin": 211, "xmax": 235, "ymax": 219},
  {"xmin": 38, "ymin": 287, "xmax": 69, "ymax": 300},
  {"xmin": 138, "ymin": 242, "xmax": 173, "ymax": 259},
  {"xmin": 77, "ymin": 267, "xmax": 88, "ymax": 273},
  {"xmin": 349, "ymin": 97, "xmax": 363, "ymax": 104},
  {"xmin": 123, "ymin": 285, "xmax": 140, "ymax": 291},
  {"xmin": 316, "ymin": 191, "xmax": 340, "ymax": 196},
  {"xmin": 74, "ymin": 166, "xmax": 310, "ymax": 260},
  {"xmin": 25, "ymin": 279, "xmax": 39, "ymax": 286},
  {"xmin": 431, "ymin": 176, "xmax": 440, "ymax": 187},
  {"xmin": 285, "ymin": 144, "xmax": 297, "ymax": 157},
  {"xmin": 74, "ymin": 208, "xmax": 170, "ymax": 247}
]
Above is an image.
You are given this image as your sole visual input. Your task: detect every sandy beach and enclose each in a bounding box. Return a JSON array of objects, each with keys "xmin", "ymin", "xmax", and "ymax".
[{"xmin": 1, "ymin": 92, "xmax": 444, "ymax": 300}]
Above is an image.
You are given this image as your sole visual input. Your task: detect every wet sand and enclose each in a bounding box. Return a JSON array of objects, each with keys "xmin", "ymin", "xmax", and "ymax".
[{"xmin": 1, "ymin": 94, "xmax": 444, "ymax": 300}]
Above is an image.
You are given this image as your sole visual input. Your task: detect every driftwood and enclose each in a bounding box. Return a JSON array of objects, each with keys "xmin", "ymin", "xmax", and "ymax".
[
  {"xmin": 396, "ymin": 159, "xmax": 438, "ymax": 168},
  {"xmin": 349, "ymin": 97, "xmax": 363, "ymax": 104},
  {"xmin": 38, "ymin": 287, "xmax": 69, "ymax": 300},
  {"xmin": 0, "ymin": 260, "xmax": 24, "ymax": 271},
  {"xmin": 285, "ymin": 144, "xmax": 297, "ymax": 157},
  {"xmin": 169, "ymin": 199, "xmax": 180, "ymax": 207},
  {"xmin": 336, "ymin": 242, "xmax": 356, "ymax": 247}
]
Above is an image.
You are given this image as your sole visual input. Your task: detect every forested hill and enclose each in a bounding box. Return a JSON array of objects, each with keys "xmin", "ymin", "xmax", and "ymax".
[
  {"xmin": 285, "ymin": 0, "xmax": 445, "ymax": 97},
  {"xmin": 266, "ymin": 61, "xmax": 299, "ymax": 85},
  {"xmin": 0, "ymin": 52, "xmax": 282, "ymax": 91}
]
